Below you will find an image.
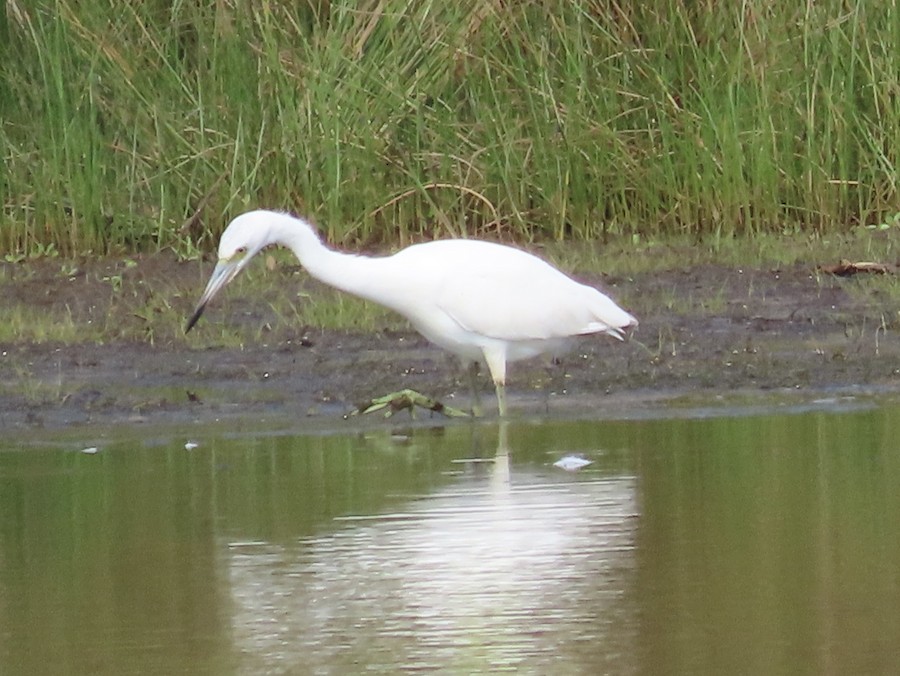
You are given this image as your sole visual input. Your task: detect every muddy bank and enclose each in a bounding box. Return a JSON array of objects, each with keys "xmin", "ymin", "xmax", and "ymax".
[{"xmin": 1, "ymin": 255, "xmax": 898, "ymax": 432}]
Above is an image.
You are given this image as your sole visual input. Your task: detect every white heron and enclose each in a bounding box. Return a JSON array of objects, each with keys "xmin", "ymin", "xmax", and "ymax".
[{"xmin": 185, "ymin": 210, "xmax": 637, "ymax": 416}]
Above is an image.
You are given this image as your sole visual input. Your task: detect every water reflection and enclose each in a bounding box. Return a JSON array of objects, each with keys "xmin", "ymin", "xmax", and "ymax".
[
  {"xmin": 1, "ymin": 402, "xmax": 900, "ymax": 674},
  {"xmin": 226, "ymin": 423, "xmax": 639, "ymax": 673}
]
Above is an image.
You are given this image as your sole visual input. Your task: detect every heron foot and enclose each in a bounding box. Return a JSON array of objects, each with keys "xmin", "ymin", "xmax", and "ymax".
[{"xmin": 346, "ymin": 389, "xmax": 470, "ymax": 419}]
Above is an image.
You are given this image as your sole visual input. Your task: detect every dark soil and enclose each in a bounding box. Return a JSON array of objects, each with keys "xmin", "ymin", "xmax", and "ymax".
[{"xmin": 1, "ymin": 252, "xmax": 898, "ymax": 432}]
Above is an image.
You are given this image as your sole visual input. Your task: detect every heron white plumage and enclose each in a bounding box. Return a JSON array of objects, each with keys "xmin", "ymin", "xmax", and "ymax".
[{"xmin": 185, "ymin": 210, "xmax": 637, "ymax": 416}]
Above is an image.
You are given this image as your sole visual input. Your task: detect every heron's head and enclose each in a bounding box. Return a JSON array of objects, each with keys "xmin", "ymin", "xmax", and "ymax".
[{"xmin": 185, "ymin": 211, "xmax": 274, "ymax": 332}]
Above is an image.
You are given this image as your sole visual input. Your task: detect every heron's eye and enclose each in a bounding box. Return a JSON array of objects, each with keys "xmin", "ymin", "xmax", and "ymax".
[{"xmin": 235, "ymin": 247, "xmax": 247, "ymax": 256}]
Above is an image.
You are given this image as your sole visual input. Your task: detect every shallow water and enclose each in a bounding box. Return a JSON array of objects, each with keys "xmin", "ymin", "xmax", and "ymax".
[{"xmin": 2, "ymin": 400, "xmax": 899, "ymax": 674}]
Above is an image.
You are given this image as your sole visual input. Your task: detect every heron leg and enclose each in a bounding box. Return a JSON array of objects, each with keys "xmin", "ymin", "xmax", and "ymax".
[
  {"xmin": 494, "ymin": 381, "xmax": 507, "ymax": 417},
  {"xmin": 482, "ymin": 346, "xmax": 508, "ymax": 417},
  {"xmin": 467, "ymin": 361, "xmax": 484, "ymax": 417},
  {"xmin": 542, "ymin": 355, "xmax": 565, "ymax": 413}
]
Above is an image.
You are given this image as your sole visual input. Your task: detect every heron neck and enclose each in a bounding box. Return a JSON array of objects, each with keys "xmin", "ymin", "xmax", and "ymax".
[{"xmin": 271, "ymin": 214, "xmax": 397, "ymax": 306}]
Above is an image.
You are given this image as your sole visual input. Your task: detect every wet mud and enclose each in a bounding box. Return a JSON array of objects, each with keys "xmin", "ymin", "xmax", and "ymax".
[{"xmin": 1, "ymin": 253, "xmax": 898, "ymax": 432}]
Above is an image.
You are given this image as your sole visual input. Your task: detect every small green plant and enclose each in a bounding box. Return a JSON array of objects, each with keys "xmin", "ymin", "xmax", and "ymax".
[
  {"xmin": 3, "ymin": 242, "xmax": 59, "ymax": 262},
  {"xmin": 870, "ymin": 213, "xmax": 900, "ymax": 231},
  {"xmin": 59, "ymin": 262, "xmax": 79, "ymax": 277},
  {"xmin": 102, "ymin": 273, "xmax": 124, "ymax": 293}
]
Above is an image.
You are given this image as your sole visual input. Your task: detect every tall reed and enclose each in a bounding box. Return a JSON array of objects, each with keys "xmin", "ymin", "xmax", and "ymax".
[{"xmin": 1, "ymin": 0, "xmax": 897, "ymax": 255}]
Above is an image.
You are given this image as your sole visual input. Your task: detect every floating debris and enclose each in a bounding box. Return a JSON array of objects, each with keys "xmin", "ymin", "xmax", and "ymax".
[
  {"xmin": 346, "ymin": 388, "xmax": 469, "ymax": 419},
  {"xmin": 553, "ymin": 455, "xmax": 592, "ymax": 471},
  {"xmin": 184, "ymin": 441, "xmax": 199, "ymax": 451},
  {"xmin": 819, "ymin": 259, "xmax": 895, "ymax": 276},
  {"xmin": 80, "ymin": 446, "xmax": 99, "ymax": 455}
]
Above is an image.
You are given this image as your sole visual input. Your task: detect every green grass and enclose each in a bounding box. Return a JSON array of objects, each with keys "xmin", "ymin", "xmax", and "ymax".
[
  {"xmin": 0, "ymin": 229, "xmax": 896, "ymax": 349},
  {"xmin": 0, "ymin": 303, "xmax": 90, "ymax": 343},
  {"xmin": 548, "ymin": 223, "xmax": 897, "ymax": 281},
  {"xmin": 2, "ymin": 0, "xmax": 899, "ymax": 256}
]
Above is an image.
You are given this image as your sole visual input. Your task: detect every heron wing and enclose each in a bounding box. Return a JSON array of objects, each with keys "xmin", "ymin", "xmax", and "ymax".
[{"xmin": 434, "ymin": 250, "xmax": 634, "ymax": 342}]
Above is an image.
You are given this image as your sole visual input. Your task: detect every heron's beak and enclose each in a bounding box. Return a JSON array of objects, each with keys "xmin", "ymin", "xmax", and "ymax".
[{"xmin": 185, "ymin": 258, "xmax": 242, "ymax": 333}]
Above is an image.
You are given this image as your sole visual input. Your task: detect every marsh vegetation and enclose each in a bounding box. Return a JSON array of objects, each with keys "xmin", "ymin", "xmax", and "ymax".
[{"xmin": 2, "ymin": 0, "xmax": 898, "ymax": 256}]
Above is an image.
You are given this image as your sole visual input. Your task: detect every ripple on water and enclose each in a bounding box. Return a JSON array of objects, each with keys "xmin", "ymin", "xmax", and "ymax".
[{"xmin": 226, "ymin": 470, "xmax": 639, "ymax": 673}]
